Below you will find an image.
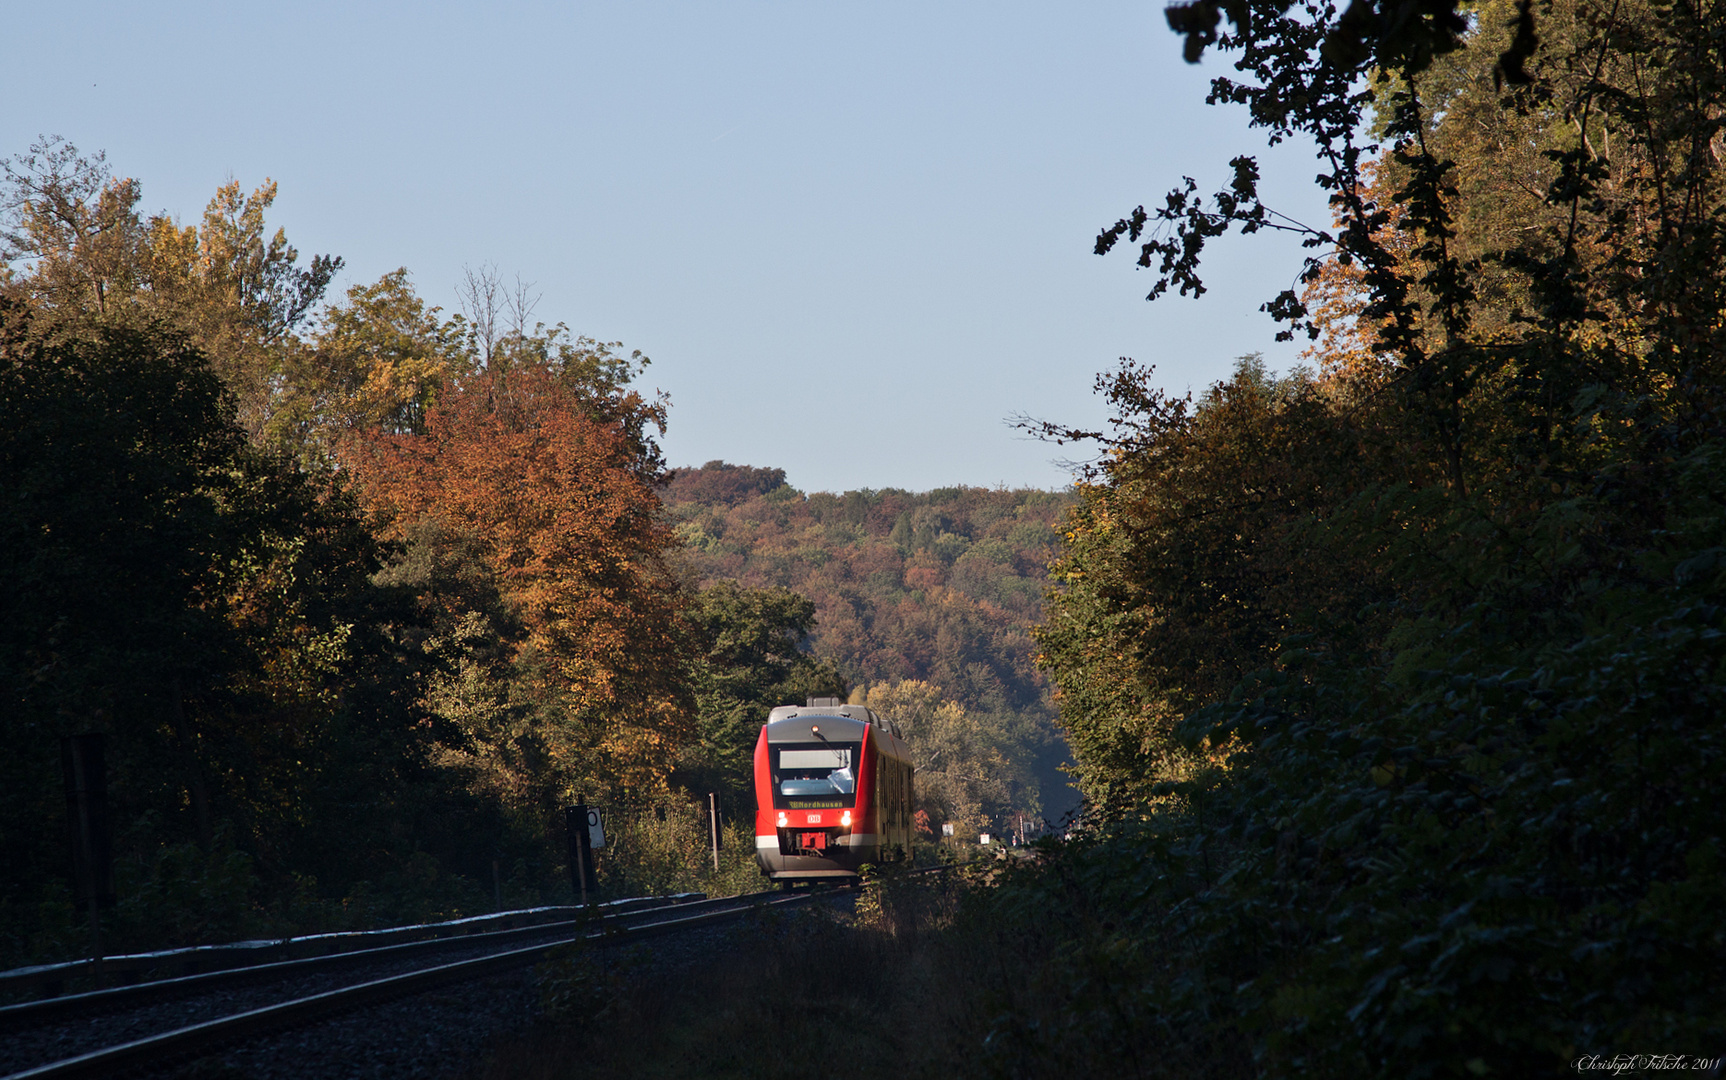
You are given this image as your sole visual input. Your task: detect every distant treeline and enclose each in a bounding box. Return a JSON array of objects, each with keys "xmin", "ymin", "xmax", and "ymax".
[{"xmin": 665, "ymin": 462, "xmax": 1079, "ymax": 830}]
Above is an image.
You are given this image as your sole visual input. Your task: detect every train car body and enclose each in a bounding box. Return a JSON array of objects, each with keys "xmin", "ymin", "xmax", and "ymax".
[{"xmin": 753, "ymin": 700, "xmax": 914, "ymax": 881}]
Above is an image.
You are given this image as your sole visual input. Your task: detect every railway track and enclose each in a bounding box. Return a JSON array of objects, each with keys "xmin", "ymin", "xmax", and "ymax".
[{"xmin": 0, "ymin": 886, "xmax": 847, "ymax": 1080}]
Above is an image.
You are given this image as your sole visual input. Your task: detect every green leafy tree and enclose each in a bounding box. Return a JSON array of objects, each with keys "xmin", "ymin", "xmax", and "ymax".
[
  {"xmin": 273, "ymin": 268, "xmax": 470, "ymax": 461},
  {"xmin": 0, "ymin": 298, "xmax": 457, "ymax": 960},
  {"xmin": 1034, "ymin": 355, "xmax": 1399, "ymax": 808},
  {"xmin": 0, "ymin": 300, "xmax": 246, "ymax": 848},
  {"xmin": 675, "ymin": 581, "xmax": 846, "ymax": 804}
]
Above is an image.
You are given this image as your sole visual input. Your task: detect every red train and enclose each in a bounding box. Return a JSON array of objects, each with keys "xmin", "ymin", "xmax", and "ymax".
[{"xmin": 753, "ymin": 698, "xmax": 914, "ymax": 883}]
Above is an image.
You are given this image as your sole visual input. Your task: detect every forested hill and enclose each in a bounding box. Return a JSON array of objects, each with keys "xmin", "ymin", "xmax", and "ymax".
[{"xmin": 664, "ymin": 461, "xmax": 1080, "ymax": 816}]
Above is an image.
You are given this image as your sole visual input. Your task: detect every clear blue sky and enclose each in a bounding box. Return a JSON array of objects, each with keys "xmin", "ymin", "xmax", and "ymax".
[{"xmin": 6, "ymin": 2, "xmax": 1331, "ymax": 493}]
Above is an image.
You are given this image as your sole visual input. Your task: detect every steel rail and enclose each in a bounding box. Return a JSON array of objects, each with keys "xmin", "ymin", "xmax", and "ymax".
[
  {"xmin": 0, "ymin": 892, "xmax": 747, "ymax": 1028},
  {"xmin": 6, "ymin": 867, "xmax": 954, "ymax": 1026},
  {"xmin": 2, "ymin": 888, "xmax": 805, "ymax": 1029},
  {"xmin": 0, "ymin": 895, "xmax": 703, "ymax": 1000},
  {"xmin": 1, "ymin": 890, "xmax": 824, "ymax": 1080}
]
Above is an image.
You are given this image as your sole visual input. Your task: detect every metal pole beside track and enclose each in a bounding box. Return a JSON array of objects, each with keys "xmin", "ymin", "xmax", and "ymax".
[{"xmin": 708, "ymin": 792, "xmax": 721, "ymax": 873}]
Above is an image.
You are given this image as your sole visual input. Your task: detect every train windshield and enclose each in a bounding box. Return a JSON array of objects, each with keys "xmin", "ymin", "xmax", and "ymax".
[{"xmin": 772, "ymin": 742, "xmax": 861, "ymax": 808}]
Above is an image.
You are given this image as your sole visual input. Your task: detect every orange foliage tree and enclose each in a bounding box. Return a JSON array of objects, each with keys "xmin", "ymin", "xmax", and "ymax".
[{"xmin": 345, "ymin": 360, "xmax": 693, "ymax": 803}]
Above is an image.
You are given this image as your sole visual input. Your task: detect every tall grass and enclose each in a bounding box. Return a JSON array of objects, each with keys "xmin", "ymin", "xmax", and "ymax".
[{"xmin": 592, "ymin": 803, "xmax": 764, "ymax": 901}]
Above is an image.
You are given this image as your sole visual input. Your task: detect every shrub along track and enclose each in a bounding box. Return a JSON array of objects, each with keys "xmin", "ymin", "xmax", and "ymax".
[{"xmin": 0, "ymin": 889, "xmax": 839, "ymax": 1080}]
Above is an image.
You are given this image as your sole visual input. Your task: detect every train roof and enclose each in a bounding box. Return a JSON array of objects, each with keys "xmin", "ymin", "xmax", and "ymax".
[
  {"xmin": 766, "ymin": 702, "xmax": 873, "ymax": 725},
  {"xmin": 764, "ymin": 700, "xmax": 909, "ymax": 749}
]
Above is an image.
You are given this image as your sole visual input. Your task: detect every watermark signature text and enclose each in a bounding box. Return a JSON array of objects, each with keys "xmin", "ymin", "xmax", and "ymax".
[{"xmin": 1573, "ymin": 1056, "xmax": 1721, "ymax": 1075}]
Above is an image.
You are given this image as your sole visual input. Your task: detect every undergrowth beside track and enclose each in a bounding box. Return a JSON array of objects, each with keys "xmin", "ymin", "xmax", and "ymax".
[
  {"xmin": 474, "ymin": 859, "xmax": 1237, "ymax": 1080},
  {"xmin": 476, "ymin": 866, "xmax": 973, "ymax": 1080}
]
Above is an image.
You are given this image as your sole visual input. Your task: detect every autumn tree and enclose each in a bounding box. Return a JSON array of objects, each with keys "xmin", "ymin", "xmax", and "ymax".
[
  {"xmin": 346, "ymin": 356, "xmax": 693, "ymax": 806},
  {"xmin": 0, "ymin": 139, "xmax": 145, "ymax": 318},
  {"xmin": 143, "ymin": 179, "xmax": 340, "ymax": 439},
  {"xmin": 1, "ymin": 139, "xmax": 734, "ymax": 957},
  {"xmin": 0, "ymin": 138, "xmax": 341, "ymax": 443},
  {"xmin": 665, "ymin": 460, "xmax": 789, "ymax": 506}
]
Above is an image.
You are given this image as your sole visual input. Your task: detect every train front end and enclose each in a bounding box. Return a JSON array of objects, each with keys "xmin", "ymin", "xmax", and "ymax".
[{"xmin": 753, "ymin": 703, "xmax": 882, "ymax": 882}]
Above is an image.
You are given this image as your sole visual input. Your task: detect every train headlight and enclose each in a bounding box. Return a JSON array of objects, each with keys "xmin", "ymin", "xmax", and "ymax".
[
  {"xmin": 776, "ymin": 811, "xmax": 788, "ymax": 827},
  {"xmin": 841, "ymin": 810, "xmax": 852, "ymax": 827}
]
